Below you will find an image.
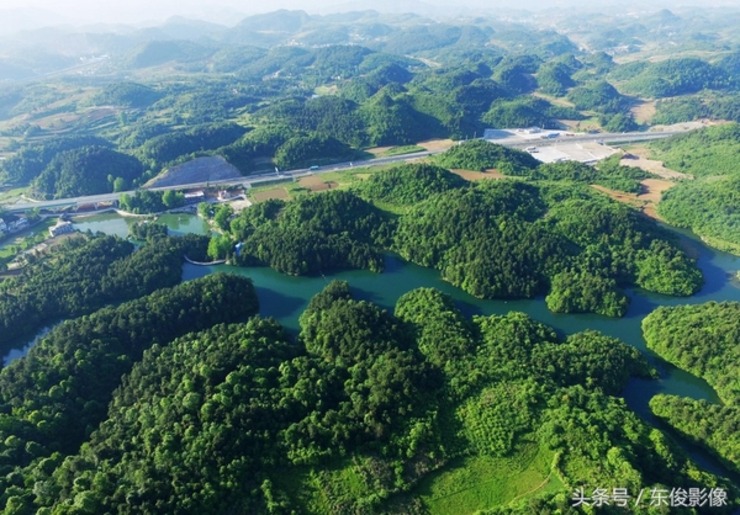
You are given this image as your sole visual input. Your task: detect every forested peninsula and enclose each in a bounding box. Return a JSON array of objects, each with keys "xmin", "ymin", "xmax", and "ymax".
[
  {"xmin": 217, "ymin": 158, "xmax": 702, "ymax": 317},
  {"xmin": 644, "ymin": 302, "xmax": 740, "ymax": 476},
  {"xmin": 0, "ymin": 4, "xmax": 738, "ymax": 513},
  {"xmin": 2, "ymin": 281, "xmax": 736, "ymax": 513}
]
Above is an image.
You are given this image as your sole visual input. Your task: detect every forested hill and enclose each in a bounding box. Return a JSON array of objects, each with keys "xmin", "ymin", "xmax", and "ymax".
[
  {"xmin": 643, "ymin": 302, "xmax": 740, "ymax": 476},
  {"xmin": 0, "ymin": 233, "xmax": 209, "ymax": 354},
  {"xmin": 2, "ymin": 7, "xmax": 739, "ymax": 196},
  {"xmin": 0, "ymin": 273, "xmax": 260, "ymax": 512},
  {"xmin": 643, "ymin": 302, "xmax": 740, "ymax": 404},
  {"xmin": 218, "ymin": 163, "xmax": 702, "ymax": 317},
  {"xmin": 650, "ymin": 123, "xmax": 740, "ymax": 255},
  {"xmin": 0, "ymin": 6, "xmax": 737, "ymax": 513},
  {"xmin": 2, "ymin": 281, "xmax": 737, "ymax": 513}
]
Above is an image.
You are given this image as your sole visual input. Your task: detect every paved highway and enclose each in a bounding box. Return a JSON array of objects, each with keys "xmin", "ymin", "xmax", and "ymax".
[
  {"xmin": 497, "ymin": 130, "xmax": 688, "ymax": 148},
  {"xmin": 1, "ymin": 129, "xmax": 689, "ymax": 213}
]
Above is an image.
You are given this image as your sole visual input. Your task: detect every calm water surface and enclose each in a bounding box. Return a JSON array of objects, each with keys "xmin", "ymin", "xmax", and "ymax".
[
  {"xmin": 72, "ymin": 211, "xmax": 211, "ymax": 238},
  {"xmin": 71, "ymin": 213, "xmax": 740, "ymax": 407},
  {"xmin": 10, "ymin": 212, "xmax": 740, "ymax": 476}
]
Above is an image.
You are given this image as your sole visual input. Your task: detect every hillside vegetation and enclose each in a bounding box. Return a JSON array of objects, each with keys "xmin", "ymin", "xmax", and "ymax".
[
  {"xmin": 214, "ymin": 160, "xmax": 703, "ymax": 317},
  {"xmin": 0, "ymin": 7, "xmax": 738, "ymax": 512},
  {"xmin": 2, "ymin": 281, "xmax": 737, "ymax": 513},
  {"xmin": 0, "ymin": 234, "xmax": 208, "ymax": 353},
  {"xmin": 650, "ymin": 124, "xmax": 740, "ymax": 254},
  {"xmin": 1, "ymin": 8, "xmax": 736, "ymax": 198},
  {"xmin": 643, "ymin": 301, "xmax": 740, "ymax": 475}
]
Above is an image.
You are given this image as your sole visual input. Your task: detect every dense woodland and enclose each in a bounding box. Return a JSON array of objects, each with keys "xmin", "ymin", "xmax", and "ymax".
[
  {"xmin": 224, "ymin": 190, "xmax": 390, "ymax": 275},
  {"xmin": 643, "ymin": 302, "xmax": 739, "ymax": 405},
  {"xmin": 0, "ymin": 233, "xmax": 208, "ymax": 355},
  {"xmin": 649, "ymin": 123, "xmax": 740, "ymax": 254},
  {"xmin": 218, "ymin": 159, "xmax": 702, "ymax": 316},
  {"xmin": 1, "ymin": 281, "xmax": 737, "ymax": 513},
  {"xmin": 643, "ymin": 302, "xmax": 740, "ymax": 478},
  {"xmin": 0, "ymin": 274, "xmax": 261, "ymax": 512},
  {"xmin": 0, "ymin": 6, "xmax": 738, "ymax": 513}
]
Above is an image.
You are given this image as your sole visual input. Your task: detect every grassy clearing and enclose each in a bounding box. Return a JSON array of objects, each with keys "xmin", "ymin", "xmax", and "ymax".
[
  {"xmin": 0, "ymin": 187, "xmax": 28, "ymax": 202},
  {"xmin": 250, "ymin": 187, "xmax": 291, "ymax": 203},
  {"xmin": 315, "ymin": 164, "xmax": 394, "ymax": 187},
  {"xmin": 532, "ymin": 92, "xmax": 577, "ymax": 108},
  {"xmin": 368, "ymin": 199, "xmax": 412, "ymax": 216},
  {"xmin": 416, "ymin": 443, "xmax": 563, "ymax": 514},
  {"xmin": 631, "ymin": 100, "xmax": 656, "ymax": 125},
  {"xmin": 245, "ymin": 163, "xmax": 415, "ymax": 205},
  {"xmin": 314, "ymin": 85, "xmax": 339, "ymax": 96},
  {"xmin": 450, "ymin": 169, "xmax": 505, "ymax": 182},
  {"xmin": 274, "ymin": 458, "xmax": 373, "ymax": 514},
  {"xmin": 381, "ymin": 145, "xmax": 426, "ymax": 156},
  {"xmin": 297, "ymin": 175, "xmax": 340, "ymax": 192}
]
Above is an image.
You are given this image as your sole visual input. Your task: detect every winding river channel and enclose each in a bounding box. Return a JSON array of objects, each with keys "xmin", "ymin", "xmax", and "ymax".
[{"xmin": 5, "ymin": 211, "xmax": 739, "ymax": 478}]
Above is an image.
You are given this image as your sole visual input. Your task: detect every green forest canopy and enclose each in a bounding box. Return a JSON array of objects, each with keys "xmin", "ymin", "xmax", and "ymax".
[
  {"xmin": 650, "ymin": 123, "xmax": 740, "ymax": 254},
  {"xmin": 643, "ymin": 301, "xmax": 740, "ymax": 477},
  {"xmin": 2, "ymin": 280, "xmax": 735, "ymax": 513},
  {"xmin": 219, "ymin": 164, "xmax": 703, "ymax": 316}
]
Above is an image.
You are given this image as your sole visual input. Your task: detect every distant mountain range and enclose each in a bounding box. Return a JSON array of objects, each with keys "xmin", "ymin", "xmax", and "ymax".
[{"xmin": 0, "ymin": 3, "xmax": 737, "ymax": 82}]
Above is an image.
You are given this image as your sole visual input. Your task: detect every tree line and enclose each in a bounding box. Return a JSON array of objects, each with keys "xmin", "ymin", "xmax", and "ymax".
[
  {"xmin": 643, "ymin": 301, "xmax": 739, "ymax": 478},
  {"xmin": 0, "ymin": 233, "xmax": 208, "ymax": 354},
  {"xmin": 213, "ymin": 156, "xmax": 703, "ymax": 316},
  {"xmin": 2, "ymin": 282, "xmax": 735, "ymax": 513}
]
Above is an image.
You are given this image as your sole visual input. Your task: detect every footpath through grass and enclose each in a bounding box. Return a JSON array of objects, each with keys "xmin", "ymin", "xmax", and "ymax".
[{"xmin": 417, "ymin": 443, "xmax": 563, "ymax": 514}]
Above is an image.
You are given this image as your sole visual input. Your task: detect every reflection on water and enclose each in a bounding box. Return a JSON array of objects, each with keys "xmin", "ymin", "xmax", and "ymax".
[
  {"xmin": 73, "ymin": 211, "xmax": 211, "ymax": 238},
  {"xmin": 80, "ymin": 212, "xmax": 740, "ymax": 404},
  {"xmin": 9, "ymin": 212, "xmax": 740, "ymax": 477},
  {"xmin": 2, "ymin": 326, "xmax": 51, "ymax": 366}
]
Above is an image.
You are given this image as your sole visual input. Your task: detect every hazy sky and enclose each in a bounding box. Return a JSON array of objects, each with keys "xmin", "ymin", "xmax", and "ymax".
[{"xmin": 0, "ymin": 0, "xmax": 736, "ymax": 28}]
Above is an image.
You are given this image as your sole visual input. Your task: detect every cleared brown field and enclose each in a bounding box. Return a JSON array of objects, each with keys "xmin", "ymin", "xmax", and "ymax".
[
  {"xmin": 591, "ymin": 177, "xmax": 675, "ymax": 222},
  {"xmin": 298, "ymin": 175, "xmax": 339, "ymax": 191},
  {"xmin": 417, "ymin": 139, "xmax": 454, "ymax": 153},
  {"xmin": 622, "ymin": 146, "xmax": 691, "ymax": 179},
  {"xmin": 639, "ymin": 178, "xmax": 674, "ymax": 203},
  {"xmin": 450, "ymin": 169, "xmax": 505, "ymax": 181},
  {"xmin": 592, "ymin": 184, "xmax": 644, "ymax": 208},
  {"xmin": 252, "ymin": 187, "xmax": 290, "ymax": 202},
  {"xmin": 631, "ymin": 101, "xmax": 656, "ymax": 124}
]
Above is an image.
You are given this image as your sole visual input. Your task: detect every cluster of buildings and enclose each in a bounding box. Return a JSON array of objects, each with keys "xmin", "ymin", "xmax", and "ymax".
[
  {"xmin": 483, "ymin": 127, "xmax": 620, "ymax": 165},
  {"xmin": 48, "ymin": 219, "xmax": 75, "ymax": 238},
  {"xmin": 0, "ymin": 215, "xmax": 77, "ymax": 241},
  {"xmin": 0, "ymin": 216, "xmax": 30, "ymax": 238}
]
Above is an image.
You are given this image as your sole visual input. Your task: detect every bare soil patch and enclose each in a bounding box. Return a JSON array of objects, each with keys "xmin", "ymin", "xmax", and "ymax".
[
  {"xmin": 417, "ymin": 139, "xmax": 454, "ymax": 153},
  {"xmin": 592, "ymin": 185, "xmax": 644, "ymax": 209},
  {"xmin": 639, "ymin": 178, "xmax": 674, "ymax": 203},
  {"xmin": 592, "ymin": 177, "xmax": 675, "ymax": 222},
  {"xmin": 252, "ymin": 187, "xmax": 290, "ymax": 203},
  {"xmin": 620, "ymin": 147, "xmax": 691, "ymax": 180},
  {"xmin": 228, "ymin": 199, "xmax": 253, "ymax": 212},
  {"xmin": 298, "ymin": 175, "xmax": 339, "ymax": 191},
  {"xmin": 631, "ymin": 101, "xmax": 656, "ymax": 124},
  {"xmin": 145, "ymin": 156, "xmax": 243, "ymax": 188},
  {"xmin": 450, "ymin": 169, "xmax": 505, "ymax": 181}
]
